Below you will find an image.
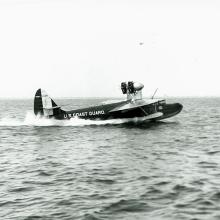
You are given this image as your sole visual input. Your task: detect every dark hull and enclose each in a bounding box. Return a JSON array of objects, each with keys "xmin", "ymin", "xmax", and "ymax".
[{"xmin": 53, "ymin": 101, "xmax": 183, "ymax": 121}]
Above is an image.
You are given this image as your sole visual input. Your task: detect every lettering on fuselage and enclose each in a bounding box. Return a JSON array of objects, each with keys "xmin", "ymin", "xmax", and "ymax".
[{"xmin": 64, "ymin": 110, "xmax": 105, "ymax": 119}]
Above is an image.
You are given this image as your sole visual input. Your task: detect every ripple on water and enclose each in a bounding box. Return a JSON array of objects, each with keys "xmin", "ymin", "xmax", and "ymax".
[
  {"xmin": 137, "ymin": 176, "xmax": 150, "ymax": 180},
  {"xmin": 82, "ymin": 213, "xmax": 101, "ymax": 220},
  {"xmin": 8, "ymin": 186, "xmax": 34, "ymax": 193},
  {"xmin": 38, "ymin": 170, "xmax": 53, "ymax": 177},
  {"xmin": 22, "ymin": 180, "xmax": 55, "ymax": 186},
  {"xmin": 102, "ymin": 198, "xmax": 153, "ymax": 213},
  {"xmin": 23, "ymin": 215, "xmax": 45, "ymax": 220},
  {"xmin": 93, "ymin": 178, "xmax": 116, "ymax": 184},
  {"xmin": 206, "ymin": 150, "xmax": 220, "ymax": 155},
  {"xmin": 198, "ymin": 161, "xmax": 218, "ymax": 169},
  {"xmin": 210, "ymin": 191, "xmax": 220, "ymax": 202},
  {"xmin": 56, "ymin": 199, "xmax": 74, "ymax": 206},
  {"xmin": 154, "ymin": 181, "xmax": 170, "ymax": 186},
  {"xmin": 0, "ymin": 200, "xmax": 17, "ymax": 207}
]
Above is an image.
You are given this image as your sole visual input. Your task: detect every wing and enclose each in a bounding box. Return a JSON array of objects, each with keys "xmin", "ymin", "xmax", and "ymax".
[
  {"xmin": 109, "ymin": 99, "xmax": 163, "ymax": 119},
  {"xmin": 109, "ymin": 99, "xmax": 161, "ymax": 113}
]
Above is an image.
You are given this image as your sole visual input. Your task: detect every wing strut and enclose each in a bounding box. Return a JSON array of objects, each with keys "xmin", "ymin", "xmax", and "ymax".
[
  {"xmin": 139, "ymin": 107, "xmax": 148, "ymax": 116},
  {"xmin": 151, "ymin": 88, "xmax": 158, "ymax": 99}
]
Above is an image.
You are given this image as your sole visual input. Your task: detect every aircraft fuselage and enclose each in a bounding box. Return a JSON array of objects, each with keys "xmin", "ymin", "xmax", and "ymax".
[{"xmin": 53, "ymin": 100, "xmax": 182, "ymax": 121}]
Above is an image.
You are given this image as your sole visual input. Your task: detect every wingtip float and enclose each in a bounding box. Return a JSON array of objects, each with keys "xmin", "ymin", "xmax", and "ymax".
[{"xmin": 34, "ymin": 81, "xmax": 183, "ymax": 122}]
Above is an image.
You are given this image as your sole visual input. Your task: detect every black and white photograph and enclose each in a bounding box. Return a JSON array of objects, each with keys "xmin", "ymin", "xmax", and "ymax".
[{"xmin": 1, "ymin": 0, "xmax": 220, "ymax": 219}]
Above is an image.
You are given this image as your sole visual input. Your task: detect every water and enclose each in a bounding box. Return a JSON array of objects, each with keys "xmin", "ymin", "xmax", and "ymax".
[{"xmin": 1, "ymin": 98, "xmax": 220, "ymax": 220}]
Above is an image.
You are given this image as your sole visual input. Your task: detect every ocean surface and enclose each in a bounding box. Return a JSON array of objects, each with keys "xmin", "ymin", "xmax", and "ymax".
[{"xmin": 1, "ymin": 97, "xmax": 220, "ymax": 220}]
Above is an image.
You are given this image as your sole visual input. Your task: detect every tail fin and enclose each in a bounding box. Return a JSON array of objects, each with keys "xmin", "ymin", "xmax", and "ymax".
[{"xmin": 34, "ymin": 89, "xmax": 61, "ymax": 117}]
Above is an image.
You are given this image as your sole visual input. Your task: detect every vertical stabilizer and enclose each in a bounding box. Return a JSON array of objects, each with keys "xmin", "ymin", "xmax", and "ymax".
[
  {"xmin": 34, "ymin": 89, "xmax": 44, "ymax": 116},
  {"xmin": 34, "ymin": 89, "xmax": 60, "ymax": 117}
]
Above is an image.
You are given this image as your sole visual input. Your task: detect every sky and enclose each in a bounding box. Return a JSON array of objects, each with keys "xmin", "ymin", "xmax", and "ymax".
[{"xmin": 0, "ymin": 0, "xmax": 220, "ymax": 98}]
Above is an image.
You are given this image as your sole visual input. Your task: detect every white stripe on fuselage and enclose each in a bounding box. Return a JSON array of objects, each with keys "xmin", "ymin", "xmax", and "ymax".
[{"xmin": 41, "ymin": 90, "xmax": 53, "ymax": 116}]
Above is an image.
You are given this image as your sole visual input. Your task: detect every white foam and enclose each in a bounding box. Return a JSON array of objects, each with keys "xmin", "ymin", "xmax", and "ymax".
[{"xmin": 0, "ymin": 112, "xmax": 149, "ymax": 127}]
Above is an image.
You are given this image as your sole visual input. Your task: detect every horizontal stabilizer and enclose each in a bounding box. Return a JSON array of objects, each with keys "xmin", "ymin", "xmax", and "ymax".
[{"xmin": 43, "ymin": 106, "xmax": 61, "ymax": 110}]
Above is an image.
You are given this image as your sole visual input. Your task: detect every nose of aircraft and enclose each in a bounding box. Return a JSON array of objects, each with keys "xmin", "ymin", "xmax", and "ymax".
[
  {"xmin": 171, "ymin": 103, "xmax": 183, "ymax": 115},
  {"xmin": 160, "ymin": 102, "xmax": 183, "ymax": 119},
  {"xmin": 176, "ymin": 103, "xmax": 183, "ymax": 112}
]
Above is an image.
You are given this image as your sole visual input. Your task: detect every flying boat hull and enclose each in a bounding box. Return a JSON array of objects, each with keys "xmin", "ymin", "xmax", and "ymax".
[{"xmin": 34, "ymin": 88, "xmax": 182, "ymax": 122}]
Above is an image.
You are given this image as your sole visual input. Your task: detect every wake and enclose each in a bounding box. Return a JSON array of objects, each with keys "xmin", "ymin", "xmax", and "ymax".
[{"xmin": 0, "ymin": 112, "xmax": 149, "ymax": 127}]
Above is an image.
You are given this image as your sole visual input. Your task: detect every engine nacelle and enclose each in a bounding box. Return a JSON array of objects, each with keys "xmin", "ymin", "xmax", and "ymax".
[
  {"xmin": 128, "ymin": 81, "xmax": 135, "ymax": 93},
  {"xmin": 120, "ymin": 81, "xmax": 144, "ymax": 101},
  {"xmin": 133, "ymin": 82, "xmax": 144, "ymax": 91},
  {"xmin": 121, "ymin": 81, "xmax": 144, "ymax": 94},
  {"xmin": 121, "ymin": 82, "xmax": 127, "ymax": 94}
]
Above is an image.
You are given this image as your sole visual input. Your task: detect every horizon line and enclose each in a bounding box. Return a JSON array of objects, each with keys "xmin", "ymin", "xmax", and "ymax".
[{"xmin": 1, "ymin": 95, "xmax": 220, "ymax": 100}]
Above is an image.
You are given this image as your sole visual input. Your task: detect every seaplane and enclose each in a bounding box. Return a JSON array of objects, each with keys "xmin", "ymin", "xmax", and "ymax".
[{"xmin": 34, "ymin": 81, "xmax": 183, "ymax": 122}]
